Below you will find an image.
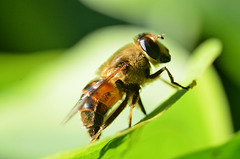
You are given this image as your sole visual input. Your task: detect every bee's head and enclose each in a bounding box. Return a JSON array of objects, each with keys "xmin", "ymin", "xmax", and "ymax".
[{"xmin": 135, "ymin": 33, "xmax": 170, "ymax": 63}]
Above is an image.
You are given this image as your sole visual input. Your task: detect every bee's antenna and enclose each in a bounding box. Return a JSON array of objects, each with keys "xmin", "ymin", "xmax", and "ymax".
[{"xmin": 157, "ymin": 34, "xmax": 166, "ymax": 39}]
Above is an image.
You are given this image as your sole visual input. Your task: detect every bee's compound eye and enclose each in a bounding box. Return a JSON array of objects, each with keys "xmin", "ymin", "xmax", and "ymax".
[{"xmin": 139, "ymin": 37, "xmax": 160, "ymax": 61}]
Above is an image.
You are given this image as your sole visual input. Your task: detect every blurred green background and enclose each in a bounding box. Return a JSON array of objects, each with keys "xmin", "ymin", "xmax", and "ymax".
[{"xmin": 0, "ymin": 0, "xmax": 239, "ymax": 158}]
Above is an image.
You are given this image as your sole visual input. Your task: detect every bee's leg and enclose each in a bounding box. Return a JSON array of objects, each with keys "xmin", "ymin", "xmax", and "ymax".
[
  {"xmin": 148, "ymin": 66, "xmax": 193, "ymax": 90},
  {"xmin": 90, "ymin": 92, "xmax": 130, "ymax": 142},
  {"xmin": 128, "ymin": 90, "xmax": 141, "ymax": 128},
  {"xmin": 138, "ymin": 96, "xmax": 146, "ymax": 115}
]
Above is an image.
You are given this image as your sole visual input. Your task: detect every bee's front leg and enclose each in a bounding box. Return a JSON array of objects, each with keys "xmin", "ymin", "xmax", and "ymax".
[{"xmin": 148, "ymin": 66, "xmax": 195, "ymax": 90}]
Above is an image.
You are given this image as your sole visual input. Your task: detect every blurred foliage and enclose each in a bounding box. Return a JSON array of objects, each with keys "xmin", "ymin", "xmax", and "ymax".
[
  {"xmin": 179, "ymin": 131, "xmax": 240, "ymax": 159},
  {"xmin": 0, "ymin": 0, "xmax": 239, "ymax": 158},
  {"xmin": 0, "ymin": 0, "xmax": 126, "ymax": 52},
  {"xmin": 0, "ymin": 50, "xmax": 63, "ymax": 89}
]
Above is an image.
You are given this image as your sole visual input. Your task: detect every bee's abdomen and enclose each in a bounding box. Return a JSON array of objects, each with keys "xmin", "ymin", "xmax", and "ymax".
[
  {"xmin": 80, "ymin": 110, "xmax": 103, "ymax": 137},
  {"xmin": 79, "ymin": 80, "xmax": 122, "ymax": 137}
]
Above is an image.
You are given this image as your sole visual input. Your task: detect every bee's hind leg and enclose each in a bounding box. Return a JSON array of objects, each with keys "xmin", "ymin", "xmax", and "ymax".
[
  {"xmin": 128, "ymin": 90, "xmax": 143, "ymax": 128},
  {"xmin": 90, "ymin": 92, "xmax": 130, "ymax": 142},
  {"xmin": 138, "ymin": 96, "xmax": 146, "ymax": 115}
]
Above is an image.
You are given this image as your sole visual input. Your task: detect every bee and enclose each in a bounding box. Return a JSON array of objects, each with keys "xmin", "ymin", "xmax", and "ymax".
[{"xmin": 63, "ymin": 33, "xmax": 193, "ymax": 142}]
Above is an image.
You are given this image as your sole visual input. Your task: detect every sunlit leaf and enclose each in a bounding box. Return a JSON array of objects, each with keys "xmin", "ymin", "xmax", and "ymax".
[{"xmin": 179, "ymin": 131, "xmax": 240, "ymax": 159}]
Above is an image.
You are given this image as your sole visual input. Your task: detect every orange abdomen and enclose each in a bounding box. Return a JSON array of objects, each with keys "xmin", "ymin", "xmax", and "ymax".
[
  {"xmin": 92, "ymin": 82, "xmax": 122, "ymax": 113},
  {"xmin": 79, "ymin": 80, "xmax": 122, "ymax": 137}
]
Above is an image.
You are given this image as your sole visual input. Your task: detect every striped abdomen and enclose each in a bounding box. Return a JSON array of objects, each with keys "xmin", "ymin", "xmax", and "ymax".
[{"xmin": 79, "ymin": 80, "xmax": 122, "ymax": 137}]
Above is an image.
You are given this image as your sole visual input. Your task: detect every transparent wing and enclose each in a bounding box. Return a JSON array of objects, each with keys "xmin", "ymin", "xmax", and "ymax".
[
  {"xmin": 62, "ymin": 97, "xmax": 88, "ymax": 124},
  {"xmin": 62, "ymin": 64, "xmax": 128, "ymax": 124}
]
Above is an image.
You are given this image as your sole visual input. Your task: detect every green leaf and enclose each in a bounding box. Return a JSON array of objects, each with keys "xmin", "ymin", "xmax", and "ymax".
[
  {"xmin": 178, "ymin": 131, "xmax": 240, "ymax": 159},
  {"xmin": 186, "ymin": 39, "xmax": 222, "ymax": 82},
  {"xmin": 42, "ymin": 29, "xmax": 224, "ymax": 159}
]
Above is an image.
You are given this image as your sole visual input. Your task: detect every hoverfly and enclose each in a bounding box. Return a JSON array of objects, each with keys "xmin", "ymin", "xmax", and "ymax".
[{"xmin": 63, "ymin": 33, "xmax": 193, "ymax": 142}]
